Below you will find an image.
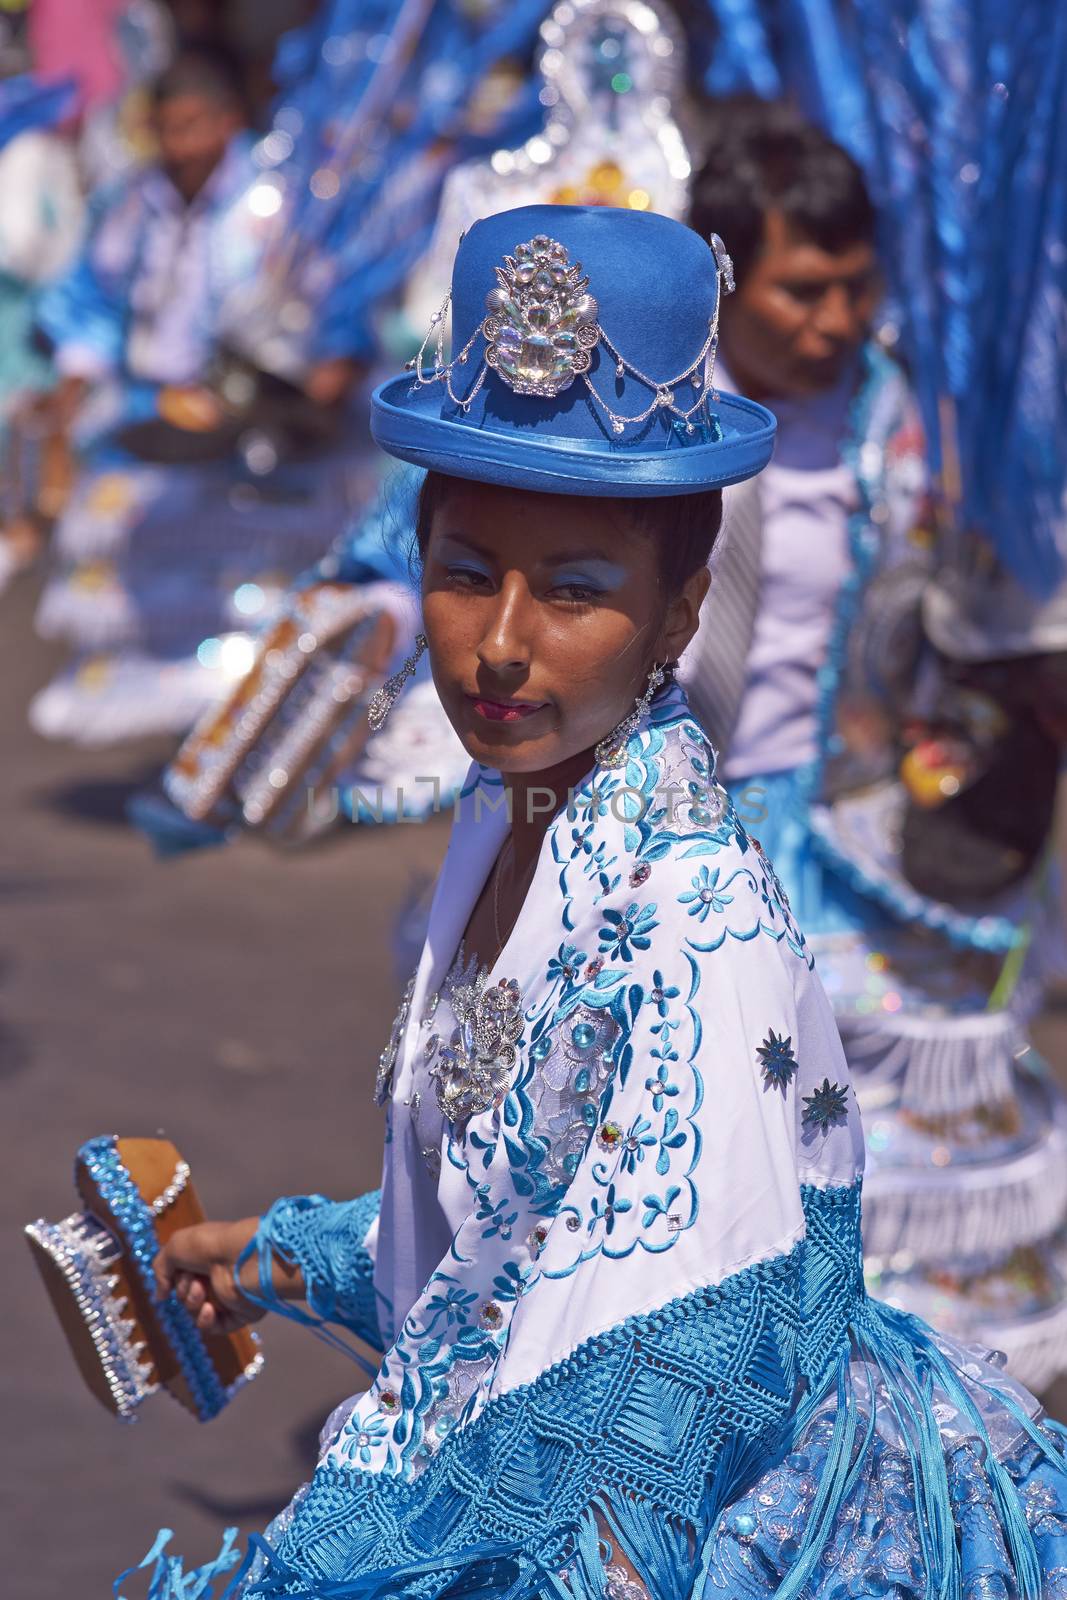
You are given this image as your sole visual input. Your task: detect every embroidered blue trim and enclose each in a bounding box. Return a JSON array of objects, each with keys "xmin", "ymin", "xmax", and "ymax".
[
  {"xmin": 756, "ymin": 347, "xmax": 1023, "ymax": 956},
  {"xmin": 79, "ymin": 1136, "xmax": 227, "ymax": 1422},
  {"xmin": 253, "ymin": 1184, "xmax": 864, "ymax": 1590},
  {"xmin": 250, "ymin": 1191, "xmax": 384, "ymax": 1352},
  {"xmin": 120, "ymin": 1184, "xmax": 1067, "ymax": 1599},
  {"xmin": 807, "ymin": 803, "xmax": 1023, "ymax": 954}
]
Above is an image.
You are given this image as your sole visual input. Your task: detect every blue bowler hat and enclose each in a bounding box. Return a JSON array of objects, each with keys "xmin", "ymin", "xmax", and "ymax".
[{"xmin": 371, "ymin": 204, "xmax": 776, "ymax": 497}]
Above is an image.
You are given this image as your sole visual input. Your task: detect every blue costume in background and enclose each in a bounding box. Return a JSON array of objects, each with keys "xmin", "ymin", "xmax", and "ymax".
[
  {"xmin": 682, "ymin": 341, "xmax": 1067, "ymax": 1392},
  {"xmin": 28, "ymin": 134, "xmax": 376, "ymax": 745},
  {"xmin": 699, "ymin": 0, "xmax": 1067, "ymax": 595},
  {"xmin": 0, "ymin": 76, "xmax": 81, "ymax": 440}
]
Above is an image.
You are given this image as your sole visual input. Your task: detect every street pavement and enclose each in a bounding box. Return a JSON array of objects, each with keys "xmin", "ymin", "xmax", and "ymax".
[
  {"xmin": 1, "ymin": 571, "xmax": 451, "ymax": 1594},
  {"xmin": 1, "ymin": 566, "xmax": 1065, "ymax": 1596}
]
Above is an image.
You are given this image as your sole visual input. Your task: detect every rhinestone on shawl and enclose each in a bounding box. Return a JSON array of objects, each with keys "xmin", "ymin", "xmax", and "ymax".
[
  {"xmin": 478, "ymin": 1301, "xmax": 504, "ymax": 1331},
  {"xmin": 375, "ymin": 973, "xmax": 415, "ymax": 1106},
  {"xmin": 528, "ymin": 1221, "xmax": 550, "ymax": 1256}
]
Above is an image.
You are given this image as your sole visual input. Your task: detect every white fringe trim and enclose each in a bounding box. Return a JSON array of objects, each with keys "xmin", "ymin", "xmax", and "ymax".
[
  {"xmin": 843, "ymin": 1008, "xmax": 1027, "ymax": 1118},
  {"xmin": 862, "ymin": 1091, "xmax": 1067, "ymax": 1262},
  {"xmin": 35, "ymin": 575, "xmax": 139, "ymax": 649},
  {"xmin": 52, "ymin": 470, "xmax": 166, "ymax": 562},
  {"xmin": 981, "ymin": 1299, "xmax": 1067, "ymax": 1395},
  {"xmin": 867, "ymin": 1264, "xmax": 1067, "ymax": 1395},
  {"xmin": 28, "ymin": 656, "xmax": 228, "ymax": 746}
]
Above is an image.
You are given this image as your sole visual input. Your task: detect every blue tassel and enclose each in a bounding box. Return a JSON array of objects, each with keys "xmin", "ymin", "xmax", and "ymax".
[
  {"xmin": 863, "ymin": 1300, "xmax": 1047, "ymax": 1600},
  {"xmin": 235, "ymin": 1232, "xmax": 380, "ymax": 1383},
  {"xmin": 115, "ymin": 1528, "xmax": 241, "ymax": 1600},
  {"xmin": 596, "ymin": 1490, "xmax": 693, "ymax": 1600},
  {"xmin": 767, "ymin": 1364, "xmax": 868, "ymax": 1600},
  {"xmin": 240, "ymin": 1533, "xmax": 545, "ymax": 1600},
  {"xmin": 763, "ymin": 1297, "xmax": 1052, "ymax": 1600},
  {"xmin": 114, "ymin": 1529, "xmax": 175, "ymax": 1599}
]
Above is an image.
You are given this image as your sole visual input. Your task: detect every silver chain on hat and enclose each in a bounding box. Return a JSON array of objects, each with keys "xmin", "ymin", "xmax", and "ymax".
[{"xmin": 405, "ymin": 232, "xmax": 735, "ymax": 433}]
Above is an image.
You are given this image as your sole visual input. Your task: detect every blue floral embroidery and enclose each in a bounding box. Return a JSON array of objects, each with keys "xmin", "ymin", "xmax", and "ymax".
[
  {"xmin": 588, "ymin": 1183, "xmax": 632, "ymax": 1235},
  {"xmin": 642, "ymin": 1185, "xmax": 681, "ymax": 1228},
  {"xmin": 474, "ymin": 1187, "xmax": 519, "ymax": 1241},
  {"xmin": 598, "ymin": 901, "xmax": 658, "ymax": 960},
  {"xmin": 655, "ymin": 1108, "xmax": 688, "ymax": 1175},
  {"xmin": 645, "ymin": 1053, "xmax": 679, "ymax": 1113},
  {"xmin": 620, "ymin": 1117, "xmax": 656, "ymax": 1172},
  {"xmin": 546, "ymin": 944, "xmax": 587, "ymax": 988},
  {"xmin": 490, "ymin": 1261, "xmax": 527, "ymax": 1303},
  {"xmin": 648, "ymin": 970, "xmax": 680, "ymax": 1016},
  {"xmin": 422, "ymin": 1283, "xmax": 479, "ymax": 1332},
  {"xmin": 338, "ymin": 1410, "xmax": 389, "ymax": 1467},
  {"xmin": 679, "ymin": 864, "xmax": 736, "ymax": 919}
]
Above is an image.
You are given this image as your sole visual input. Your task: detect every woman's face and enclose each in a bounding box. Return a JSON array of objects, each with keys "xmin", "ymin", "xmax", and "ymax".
[{"xmin": 421, "ymin": 480, "xmax": 708, "ymax": 777}]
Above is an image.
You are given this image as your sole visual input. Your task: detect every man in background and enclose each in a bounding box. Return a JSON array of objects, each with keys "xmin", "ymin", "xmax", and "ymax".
[
  {"xmin": 680, "ymin": 98, "xmax": 1067, "ymax": 1393},
  {"xmin": 681, "ymin": 98, "xmax": 898, "ymax": 782},
  {"xmin": 33, "ymin": 48, "xmax": 253, "ymax": 427}
]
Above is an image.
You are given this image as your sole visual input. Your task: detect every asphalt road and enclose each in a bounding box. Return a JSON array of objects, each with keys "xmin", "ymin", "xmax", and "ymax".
[
  {"xmin": 2, "ymin": 566, "xmax": 1065, "ymax": 1596},
  {"xmin": 1, "ymin": 570, "xmax": 451, "ymax": 1595}
]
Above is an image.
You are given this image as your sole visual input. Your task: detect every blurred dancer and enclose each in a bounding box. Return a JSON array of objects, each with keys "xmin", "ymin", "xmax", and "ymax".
[
  {"xmin": 0, "ymin": 75, "xmax": 83, "ymax": 587},
  {"xmin": 32, "ymin": 47, "xmax": 248, "ymax": 431},
  {"xmin": 681, "ymin": 101, "xmax": 1067, "ymax": 1389},
  {"xmin": 27, "ymin": 49, "xmax": 367, "ymax": 744}
]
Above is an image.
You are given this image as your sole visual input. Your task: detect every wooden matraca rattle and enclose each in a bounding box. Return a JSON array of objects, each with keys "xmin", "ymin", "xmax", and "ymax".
[{"xmin": 25, "ymin": 1136, "xmax": 263, "ymax": 1421}]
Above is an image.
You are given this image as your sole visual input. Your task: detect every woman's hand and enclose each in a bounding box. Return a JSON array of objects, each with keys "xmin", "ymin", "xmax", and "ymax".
[{"xmin": 154, "ymin": 1217, "xmax": 264, "ymax": 1336}]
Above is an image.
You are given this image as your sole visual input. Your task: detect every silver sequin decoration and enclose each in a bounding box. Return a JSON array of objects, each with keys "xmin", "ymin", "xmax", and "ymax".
[{"xmin": 429, "ymin": 951, "xmax": 524, "ymax": 1124}]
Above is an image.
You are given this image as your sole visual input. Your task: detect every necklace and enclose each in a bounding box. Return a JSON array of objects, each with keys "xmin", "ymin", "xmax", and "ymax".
[{"xmin": 491, "ymin": 836, "xmax": 514, "ymax": 955}]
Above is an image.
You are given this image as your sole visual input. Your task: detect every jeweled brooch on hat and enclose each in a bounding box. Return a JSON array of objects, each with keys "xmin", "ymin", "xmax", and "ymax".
[
  {"xmin": 483, "ymin": 235, "xmax": 599, "ymax": 398},
  {"xmin": 407, "ymin": 228, "xmax": 735, "ymax": 438}
]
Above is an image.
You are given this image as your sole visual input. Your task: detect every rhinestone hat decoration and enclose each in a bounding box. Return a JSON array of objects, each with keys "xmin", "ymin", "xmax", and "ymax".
[
  {"xmin": 483, "ymin": 235, "xmax": 599, "ymax": 398},
  {"xmin": 407, "ymin": 230, "xmax": 736, "ymax": 437}
]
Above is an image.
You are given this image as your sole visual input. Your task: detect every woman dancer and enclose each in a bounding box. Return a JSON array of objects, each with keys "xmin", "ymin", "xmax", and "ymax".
[{"xmin": 136, "ymin": 206, "xmax": 1067, "ymax": 1599}]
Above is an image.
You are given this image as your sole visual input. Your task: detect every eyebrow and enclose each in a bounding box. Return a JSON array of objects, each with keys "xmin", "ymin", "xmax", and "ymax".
[{"xmin": 436, "ymin": 532, "xmax": 623, "ymax": 568}]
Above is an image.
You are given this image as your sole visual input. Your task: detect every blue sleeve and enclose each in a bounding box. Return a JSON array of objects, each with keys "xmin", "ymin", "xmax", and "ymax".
[
  {"xmin": 35, "ymin": 186, "xmax": 136, "ymax": 374},
  {"xmin": 252, "ymin": 1189, "xmax": 383, "ymax": 1351}
]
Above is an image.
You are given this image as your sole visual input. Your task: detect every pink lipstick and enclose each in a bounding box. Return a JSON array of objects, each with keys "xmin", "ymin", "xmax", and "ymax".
[{"xmin": 468, "ymin": 695, "xmax": 548, "ymax": 723}]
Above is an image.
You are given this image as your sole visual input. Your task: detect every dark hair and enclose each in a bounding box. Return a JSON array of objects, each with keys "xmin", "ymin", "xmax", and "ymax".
[
  {"xmin": 689, "ymin": 96, "xmax": 876, "ymax": 286},
  {"xmin": 152, "ymin": 48, "xmax": 246, "ymax": 112},
  {"xmin": 413, "ymin": 471, "xmax": 722, "ymax": 597}
]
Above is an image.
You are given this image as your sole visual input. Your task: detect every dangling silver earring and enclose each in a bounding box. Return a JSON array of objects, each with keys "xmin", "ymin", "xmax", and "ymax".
[
  {"xmin": 595, "ymin": 661, "xmax": 670, "ymax": 769},
  {"xmin": 368, "ymin": 633, "xmax": 427, "ymax": 732}
]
